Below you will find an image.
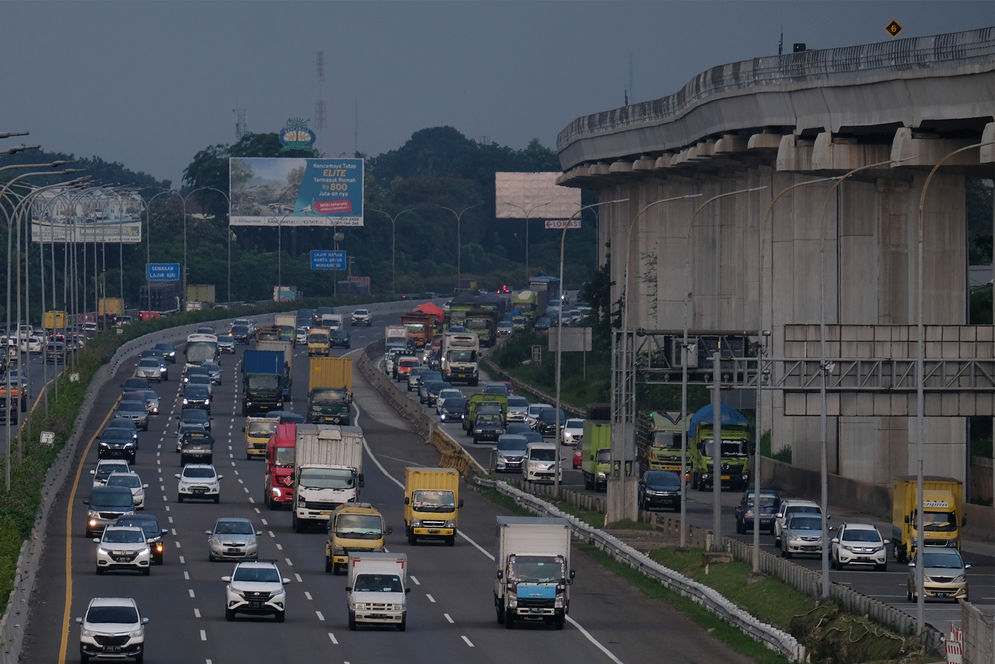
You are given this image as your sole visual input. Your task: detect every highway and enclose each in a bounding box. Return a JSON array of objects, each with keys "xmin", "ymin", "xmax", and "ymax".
[{"xmin": 23, "ymin": 315, "xmax": 755, "ymax": 664}]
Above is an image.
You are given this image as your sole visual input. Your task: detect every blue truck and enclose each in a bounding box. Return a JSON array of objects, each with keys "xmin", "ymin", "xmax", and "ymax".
[{"xmin": 241, "ymin": 349, "xmax": 286, "ymax": 416}]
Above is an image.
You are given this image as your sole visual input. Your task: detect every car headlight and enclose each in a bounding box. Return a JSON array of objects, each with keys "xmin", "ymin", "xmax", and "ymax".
[
  {"xmin": 597, "ymin": 472, "xmax": 606, "ymax": 480},
  {"xmin": 271, "ymin": 487, "xmax": 282, "ymax": 497},
  {"xmin": 353, "ymin": 602, "xmax": 368, "ymax": 611},
  {"xmin": 204, "ymin": 399, "xmax": 210, "ymax": 406},
  {"xmin": 97, "ymin": 547, "xmax": 110, "ymax": 555},
  {"xmin": 444, "ymin": 519, "xmax": 456, "ymax": 528},
  {"xmin": 554, "ymin": 596, "xmax": 565, "ymax": 608},
  {"xmin": 182, "ymin": 399, "xmax": 189, "ymax": 405},
  {"xmin": 80, "ymin": 628, "xmax": 95, "ymax": 638},
  {"xmin": 953, "ymin": 574, "xmax": 967, "ymax": 583},
  {"xmin": 140, "ymin": 547, "xmax": 150, "ymax": 556}
]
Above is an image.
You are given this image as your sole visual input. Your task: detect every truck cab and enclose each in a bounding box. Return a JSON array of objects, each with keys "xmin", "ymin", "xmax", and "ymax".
[
  {"xmin": 404, "ymin": 467, "xmax": 461, "ymax": 546},
  {"xmin": 264, "ymin": 423, "xmax": 297, "ymax": 509},
  {"xmin": 307, "ymin": 327, "xmax": 330, "ymax": 356},
  {"xmin": 494, "ymin": 516, "xmax": 574, "ymax": 629},
  {"xmin": 326, "ymin": 503, "xmax": 390, "ymax": 574},
  {"xmin": 346, "ymin": 553, "xmax": 409, "ymax": 631},
  {"xmin": 243, "ymin": 416, "xmax": 277, "ymax": 460}
]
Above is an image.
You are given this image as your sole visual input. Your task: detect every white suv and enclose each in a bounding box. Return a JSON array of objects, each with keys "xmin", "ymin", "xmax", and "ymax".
[
  {"xmin": 831, "ymin": 522, "xmax": 887, "ymax": 571},
  {"xmin": 175, "ymin": 464, "xmax": 222, "ymax": 503},
  {"xmin": 76, "ymin": 597, "xmax": 148, "ymax": 663},
  {"xmin": 351, "ymin": 309, "xmax": 372, "ymax": 326},
  {"xmin": 94, "ymin": 526, "xmax": 151, "ymax": 575},
  {"xmin": 222, "ymin": 560, "xmax": 290, "ymax": 622}
]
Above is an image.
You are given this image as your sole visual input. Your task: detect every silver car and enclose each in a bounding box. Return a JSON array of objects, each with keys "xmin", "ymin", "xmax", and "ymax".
[
  {"xmin": 907, "ymin": 546, "xmax": 971, "ymax": 601},
  {"xmin": 135, "ymin": 357, "xmax": 168, "ymax": 382},
  {"xmin": 779, "ymin": 514, "xmax": 825, "ymax": 559},
  {"xmin": 115, "ymin": 399, "xmax": 149, "ymax": 431},
  {"xmin": 105, "ymin": 471, "xmax": 147, "ymax": 510},
  {"xmin": 207, "ymin": 517, "xmax": 261, "ymax": 562}
]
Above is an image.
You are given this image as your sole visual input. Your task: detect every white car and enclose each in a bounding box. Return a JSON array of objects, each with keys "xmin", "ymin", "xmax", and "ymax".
[
  {"xmin": 91, "ymin": 459, "xmax": 131, "ymax": 488},
  {"xmin": 94, "ymin": 526, "xmax": 151, "ymax": 575},
  {"xmin": 522, "ymin": 441, "xmax": 561, "ymax": 482},
  {"xmin": 506, "ymin": 395, "xmax": 529, "ymax": 422},
  {"xmin": 351, "ymin": 309, "xmax": 371, "ymax": 326},
  {"xmin": 779, "ymin": 514, "xmax": 825, "ymax": 559},
  {"xmin": 560, "ymin": 418, "xmax": 584, "ymax": 445},
  {"xmin": 175, "ymin": 464, "xmax": 222, "ymax": 503},
  {"xmin": 222, "ymin": 560, "xmax": 289, "ymax": 622},
  {"xmin": 76, "ymin": 597, "xmax": 148, "ymax": 663},
  {"xmin": 831, "ymin": 522, "xmax": 888, "ymax": 571},
  {"xmin": 105, "ymin": 471, "xmax": 147, "ymax": 510},
  {"xmin": 774, "ymin": 499, "xmax": 823, "ymax": 547}
]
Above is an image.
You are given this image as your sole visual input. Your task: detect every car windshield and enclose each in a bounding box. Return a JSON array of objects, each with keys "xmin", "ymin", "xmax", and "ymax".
[
  {"xmin": 335, "ymin": 514, "xmax": 383, "ymax": 537},
  {"xmin": 91, "ymin": 489, "xmax": 133, "ymax": 507},
  {"xmin": 497, "ymin": 437, "xmax": 527, "ymax": 452},
  {"xmin": 353, "ymin": 573, "xmax": 402, "ymax": 593},
  {"xmin": 247, "ymin": 420, "xmax": 278, "ymax": 437},
  {"xmin": 95, "ymin": 464, "xmax": 129, "ymax": 479},
  {"xmin": 529, "ymin": 447, "xmax": 556, "ymax": 461},
  {"xmin": 921, "ymin": 551, "xmax": 964, "ymax": 568},
  {"xmin": 183, "ymin": 467, "xmax": 216, "ymax": 479},
  {"xmin": 786, "ymin": 505, "xmax": 820, "ymax": 518},
  {"xmin": 744, "ymin": 493, "xmax": 779, "ymax": 508},
  {"xmin": 185, "ymin": 386, "xmax": 209, "ymax": 398},
  {"xmin": 117, "ymin": 517, "xmax": 157, "ymax": 537},
  {"xmin": 102, "ymin": 529, "xmax": 145, "ymax": 544},
  {"xmin": 118, "ymin": 400, "xmax": 144, "ymax": 411},
  {"xmin": 107, "ymin": 474, "xmax": 140, "ymax": 489},
  {"xmin": 233, "ymin": 566, "xmax": 280, "ymax": 583},
  {"xmin": 788, "ymin": 516, "xmax": 822, "ymax": 531},
  {"xmin": 412, "ymin": 489, "xmax": 455, "ymax": 512},
  {"xmin": 86, "ymin": 605, "xmax": 139, "ymax": 624},
  {"xmin": 215, "ymin": 520, "xmax": 254, "ymax": 535},
  {"xmin": 645, "ymin": 472, "xmax": 680, "ymax": 488},
  {"xmin": 246, "ymin": 374, "xmax": 281, "ymax": 390},
  {"xmin": 274, "ymin": 447, "xmax": 295, "ymax": 467},
  {"xmin": 138, "ymin": 359, "xmax": 160, "ymax": 368},
  {"xmin": 478, "ymin": 414, "xmax": 502, "ymax": 425},
  {"xmin": 920, "ymin": 510, "xmax": 957, "ymax": 532},
  {"xmin": 508, "ymin": 554, "xmax": 565, "ymax": 583},
  {"xmin": 842, "ymin": 528, "xmax": 880, "ymax": 542}
]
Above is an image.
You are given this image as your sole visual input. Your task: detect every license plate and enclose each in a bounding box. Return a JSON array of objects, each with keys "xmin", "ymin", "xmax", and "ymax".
[
  {"xmin": 428, "ymin": 529, "xmax": 439, "ymax": 534},
  {"xmin": 721, "ymin": 475, "xmax": 731, "ymax": 480},
  {"xmin": 105, "ymin": 646, "xmax": 121, "ymax": 653},
  {"xmin": 226, "ymin": 548, "xmax": 241, "ymax": 554},
  {"xmin": 249, "ymin": 601, "xmax": 263, "ymax": 608},
  {"xmin": 192, "ymin": 488, "xmax": 206, "ymax": 494}
]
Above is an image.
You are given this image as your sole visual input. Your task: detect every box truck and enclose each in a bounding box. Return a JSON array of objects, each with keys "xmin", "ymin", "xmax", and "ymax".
[
  {"xmin": 403, "ymin": 467, "xmax": 461, "ymax": 546},
  {"xmin": 891, "ymin": 475, "xmax": 964, "ymax": 562},
  {"xmin": 307, "ymin": 357, "xmax": 353, "ymax": 425},
  {"xmin": 494, "ymin": 516, "xmax": 574, "ymax": 629},
  {"xmin": 292, "ymin": 424, "xmax": 365, "ymax": 532},
  {"xmin": 346, "ymin": 552, "xmax": 409, "ymax": 631}
]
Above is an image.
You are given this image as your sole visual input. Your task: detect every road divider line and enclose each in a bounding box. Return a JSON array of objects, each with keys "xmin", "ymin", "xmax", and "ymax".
[{"xmin": 461, "ymin": 635, "xmax": 475, "ymax": 647}]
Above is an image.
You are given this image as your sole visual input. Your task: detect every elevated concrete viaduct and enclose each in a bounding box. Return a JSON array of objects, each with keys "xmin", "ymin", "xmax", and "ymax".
[{"xmin": 556, "ymin": 27, "xmax": 995, "ymax": 499}]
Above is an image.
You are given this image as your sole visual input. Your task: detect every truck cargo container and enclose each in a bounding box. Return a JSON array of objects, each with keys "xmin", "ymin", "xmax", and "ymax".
[
  {"xmin": 307, "ymin": 357, "xmax": 353, "ymax": 425},
  {"xmin": 292, "ymin": 424, "xmax": 364, "ymax": 532},
  {"xmin": 257, "ymin": 340, "xmax": 293, "ymax": 401},
  {"xmin": 241, "ymin": 350, "xmax": 286, "ymax": 416},
  {"xmin": 891, "ymin": 476, "xmax": 964, "ymax": 563},
  {"xmin": 494, "ymin": 516, "xmax": 574, "ymax": 629},
  {"xmin": 403, "ymin": 467, "xmax": 461, "ymax": 546},
  {"xmin": 441, "ymin": 332, "xmax": 479, "ymax": 385}
]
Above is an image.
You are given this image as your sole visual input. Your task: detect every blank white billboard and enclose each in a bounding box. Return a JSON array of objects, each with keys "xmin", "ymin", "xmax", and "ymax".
[{"xmin": 495, "ymin": 172, "xmax": 580, "ymax": 220}]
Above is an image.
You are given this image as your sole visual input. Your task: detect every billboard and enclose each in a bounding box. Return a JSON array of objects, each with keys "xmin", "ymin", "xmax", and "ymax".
[
  {"xmin": 31, "ymin": 219, "xmax": 142, "ymax": 244},
  {"xmin": 495, "ymin": 172, "xmax": 581, "ymax": 222},
  {"xmin": 229, "ymin": 157, "xmax": 364, "ymax": 227}
]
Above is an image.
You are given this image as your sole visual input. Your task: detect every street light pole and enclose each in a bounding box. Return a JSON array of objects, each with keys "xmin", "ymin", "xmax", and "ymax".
[
  {"xmin": 501, "ymin": 201, "xmax": 552, "ymax": 279},
  {"xmin": 680, "ymin": 186, "xmax": 766, "ymax": 551},
  {"xmin": 437, "ymin": 202, "xmax": 482, "ymax": 295},
  {"xmin": 370, "ymin": 207, "xmax": 417, "ymax": 294},
  {"xmin": 913, "ymin": 139, "xmax": 993, "ymax": 633}
]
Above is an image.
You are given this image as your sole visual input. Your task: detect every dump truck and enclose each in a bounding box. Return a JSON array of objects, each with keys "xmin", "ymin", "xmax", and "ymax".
[
  {"xmin": 403, "ymin": 467, "xmax": 461, "ymax": 546},
  {"xmin": 494, "ymin": 516, "xmax": 574, "ymax": 629},
  {"xmin": 307, "ymin": 357, "xmax": 353, "ymax": 425},
  {"xmin": 640, "ymin": 411, "xmax": 687, "ymax": 475},
  {"xmin": 241, "ymin": 349, "xmax": 286, "ymax": 416},
  {"xmin": 325, "ymin": 503, "xmax": 389, "ymax": 574},
  {"xmin": 346, "ymin": 552, "xmax": 409, "ymax": 631},
  {"xmin": 581, "ymin": 421, "xmax": 611, "ymax": 491},
  {"xmin": 257, "ymin": 340, "xmax": 293, "ymax": 401},
  {"xmin": 687, "ymin": 403, "xmax": 751, "ymax": 491},
  {"xmin": 891, "ymin": 475, "xmax": 965, "ymax": 563},
  {"xmin": 291, "ymin": 424, "xmax": 365, "ymax": 532},
  {"xmin": 400, "ymin": 312, "xmax": 436, "ymax": 348}
]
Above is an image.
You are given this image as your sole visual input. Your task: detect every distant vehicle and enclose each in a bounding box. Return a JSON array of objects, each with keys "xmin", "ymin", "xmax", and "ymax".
[
  {"xmin": 206, "ymin": 517, "xmax": 261, "ymax": 562},
  {"xmin": 217, "ymin": 336, "xmax": 236, "ymax": 354},
  {"xmin": 494, "ymin": 434, "xmax": 528, "ymax": 473},
  {"xmin": 497, "ymin": 320, "xmax": 513, "ymax": 336},
  {"xmin": 534, "ymin": 315, "xmax": 552, "ymax": 330},
  {"xmin": 178, "ymin": 406, "xmax": 212, "ymax": 432},
  {"xmin": 295, "ymin": 327, "xmax": 309, "ymax": 344},
  {"xmin": 733, "ymin": 488, "xmax": 782, "ymax": 534},
  {"xmin": 135, "ymin": 356, "xmax": 168, "ymax": 382},
  {"xmin": 560, "ymin": 418, "xmax": 584, "ymax": 445},
  {"xmin": 154, "ymin": 342, "xmax": 176, "ymax": 363},
  {"xmin": 76, "ymin": 597, "xmax": 149, "ymax": 662},
  {"xmin": 329, "ymin": 328, "xmax": 351, "ymax": 348},
  {"xmin": 438, "ymin": 396, "xmax": 466, "ymax": 423},
  {"xmin": 200, "ymin": 361, "xmax": 223, "ymax": 385},
  {"xmin": 182, "ymin": 384, "xmax": 212, "ymax": 413},
  {"xmin": 638, "ymin": 470, "xmax": 681, "ymax": 512},
  {"xmin": 774, "ymin": 499, "xmax": 823, "ymax": 547},
  {"xmin": 264, "ymin": 410, "xmax": 306, "ymax": 424},
  {"xmin": 83, "ymin": 485, "xmax": 134, "ymax": 537},
  {"xmin": 351, "ymin": 309, "xmax": 372, "ymax": 326},
  {"xmin": 105, "ymin": 471, "xmax": 147, "ymax": 510},
  {"xmin": 115, "ymin": 399, "xmax": 149, "ymax": 431},
  {"xmin": 120, "ymin": 376, "xmax": 151, "ymax": 393},
  {"xmin": 91, "ymin": 459, "xmax": 132, "ymax": 487},
  {"xmin": 230, "ymin": 324, "xmax": 251, "ymax": 343}
]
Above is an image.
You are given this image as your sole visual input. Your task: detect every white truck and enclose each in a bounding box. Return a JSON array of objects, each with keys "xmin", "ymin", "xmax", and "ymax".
[
  {"xmin": 385, "ymin": 325, "xmax": 407, "ymax": 348},
  {"xmin": 494, "ymin": 516, "xmax": 574, "ymax": 629},
  {"xmin": 441, "ymin": 332, "xmax": 479, "ymax": 385},
  {"xmin": 291, "ymin": 424, "xmax": 365, "ymax": 532},
  {"xmin": 321, "ymin": 313, "xmax": 344, "ymax": 331},
  {"xmin": 346, "ymin": 552, "xmax": 409, "ymax": 631}
]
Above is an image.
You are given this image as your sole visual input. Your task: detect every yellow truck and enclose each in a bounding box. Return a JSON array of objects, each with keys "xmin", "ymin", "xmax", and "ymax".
[
  {"xmin": 891, "ymin": 475, "xmax": 964, "ymax": 563},
  {"xmin": 404, "ymin": 467, "xmax": 461, "ymax": 546},
  {"xmin": 307, "ymin": 326, "xmax": 331, "ymax": 356},
  {"xmin": 242, "ymin": 416, "xmax": 278, "ymax": 460},
  {"xmin": 307, "ymin": 357, "xmax": 353, "ymax": 425},
  {"xmin": 98, "ymin": 297, "xmax": 124, "ymax": 318},
  {"xmin": 43, "ymin": 310, "xmax": 67, "ymax": 330},
  {"xmin": 325, "ymin": 503, "xmax": 390, "ymax": 575}
]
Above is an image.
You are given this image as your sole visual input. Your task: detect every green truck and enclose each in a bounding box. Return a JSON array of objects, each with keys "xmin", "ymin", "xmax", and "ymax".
[
  {"xmin": 465, "ymin": 308, "xmax": 499, "ymax": 347},
  {"xmin": 639, "ymin": 411, "xmax": 687, "ymax": 476},
  {"xmin": 687, "ymin": 403, "xmax": 750, "ymax": 491},
  {"xmin": 462, "ymin": 393, "xmax": 508, "ymax": 437},
  {"xmin": 581, "ymin": 421, "xmax": 611, "ymax": 492}
]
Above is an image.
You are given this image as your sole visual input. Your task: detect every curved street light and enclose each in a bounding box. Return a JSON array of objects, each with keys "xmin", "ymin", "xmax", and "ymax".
[
  {"xmin": 500, "ymin": 200, "xmax": 552, "ymax": 279},
  {"xmin": 437, "ymin": 202, "xmax": 482, "ymax": 295},
  {"xmin": 369, "ymin": 207, "xmax": 418, "ymax": 294}
]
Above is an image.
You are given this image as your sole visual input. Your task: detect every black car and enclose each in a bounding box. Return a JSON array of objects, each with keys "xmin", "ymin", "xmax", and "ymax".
[
  {"xmin": 115, "ymin": 513, "xmax": 168, "ymax": 564},
  {"xmin": 422, "ymin": 380, "xmax": 451, "ymax": 406},
  {"xmin": 121, "ymin": 376, "xmax": 151, "ymax": 392},
  {"xmin": 178, "ymin": 407, "xmax": 212, "ymax": 432},
  {"xmin": 734, "ymin": 488, "xmax": 782, "ymax": 534},
  {"xmin": 179, "ymin": 430, "xmax": 215, "ymax": 465},
  {"xmin": 97, "ymin": 427, "xmax": 138, "ymax": 463},
  {"xmin": 534, "ymin": 406, "xmax": 567, "ymax": 438},
  {"xmin": 230, "ymin": 324, "xmax": 251, "ymax": 343},
  {"xmin": 154, "ymin": 342, "xmax": 177, "ymax": 363},
  {"xmin": 182, "ymin": 384, "xmax": 212, "ymax": 413},
  {"xmin": 329, "ymin": 328, "xmax": 350, "ymax": 348},
  {"xmin": 439, "ymin": 397, "xmax": 466, "ymax": 423},
  {"xmin": 638, "ymin": 470, "xmax": 682, "ymax": 512},
  {"xmin": 472, "ymin": 412, "xmax": 505, "ymax": 444}
]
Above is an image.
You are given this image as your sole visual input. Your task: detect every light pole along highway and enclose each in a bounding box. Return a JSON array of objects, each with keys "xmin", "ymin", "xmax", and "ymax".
[
  {"xmin": 369, "ymin": 207, "xmax": 417, "ymax": 294},
  {"xmin": 436, "ymin": 202, "xmax": 482, "ymax": 294}
]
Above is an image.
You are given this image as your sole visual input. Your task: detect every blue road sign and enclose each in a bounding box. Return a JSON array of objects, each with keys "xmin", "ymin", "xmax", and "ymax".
[
  {"xmin": 310, "ymin": 250, "xmax": 346, "ymax": 270},
  {"xmin": 146, "ymin": 262, "xmax": 180, "ymax": 281}
]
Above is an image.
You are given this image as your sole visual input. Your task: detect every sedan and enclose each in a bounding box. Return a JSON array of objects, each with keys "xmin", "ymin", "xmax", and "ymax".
[
  {"xmin": 97, "ymin": 428, "xmax": 138, "ymax": 463},
  {"xmin": 560, "ymin": 418, "xmax": 584, "ymax": 445},
  {"xmin": 201, "ymin": 361, "xmax": 223, "ymax": 385},
  {"xmin": 217, "ymin": 337, "xmax": 236, "ymax": 354},
  {"xmin": 94, "ymin": 526, "xmax": 151, "ymax": 575},
  {"xmin": 329, "ymin": 328, "xmax": 351, "ymax": 348},
  {"xmin": 638, "ymin": 470, "xmax": 681, "ymax": 511},
  {"xmin": 176, "ymin": 464, "xmax": 222, "ymax": 503},
  {"xmin": 154, "ymin": 342, "xmax": 177, "ymax": 363},
  {"xmin": 439, "ymin": 397, "xmax": 466, "ymax": 423},
  {"xmin": 115, "ymin": 399, "xmax": 149, "ymax": 431},
  {"xmin": 831, "ymin": 522, "xmax": 888, "ymax": 571},
  {"xmin": 135, "ymin": 357, "xmax": 168, "ymax": 382},
  {"xmin": 207, "ymin": 517, "xmax": 262, "ymax": 562},
  {"xmin": 178, "ymin": 407, "xmax": 212, "ymax": 432},
  {"xmin": 436, "ymin": 388, "xmax": 463, "ymax": 415},
  {"xmin": 907, "ymin": 546, "xmax": 970, "ymax": 601}
]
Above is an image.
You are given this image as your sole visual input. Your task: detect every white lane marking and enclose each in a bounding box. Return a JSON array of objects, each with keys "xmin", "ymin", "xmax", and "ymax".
[
  {"xmin": 461, "ymin": 635, "xmax": 474, "ymax": 647},
  {"xmin": 248, "ymin": 496, "xmax": 255, "ymax": 503},
  {"xmin": 410, "ymin": 575, "xmax": 420, "ymax": 585},
  {"xmin": 233, "ymin": 469, "xmax": 239, "ymax": 476},
  {"xmin": 179, "ymin": 555, "xmax": 185, "ymax": 564},
  {"xmin": 285, "ymin": 557, "xmax": 293, "ymax": 567},
  {"xmin": 295, "ymin": 573, "xmax": 303, "ymax": 583},
  {"xmin": 200, "ymin": 629, "xmax": 207, "ymax": 641},
  {"xmin": 275, "ymin": 543, "xmax": 283, "ymax": 551},
  {"xmin": 188, "ymin": 589, "xmax": 196, "ymax": 598},
  {"xmin": 426, "ymin": 594, "xmax": 436, "ymax": 603},
  {"xmin": 243, "ymin": 486, "xmax": 249, "ymax": 493},
  {"xmin": 168, "ymin": 516, "xmax": 174, "ymax": 524},
  {"xmin": 328, "ymin": 633, "xmax": 338, "ymax": 645},
  {"xmin": 171, "ymin": 528, "xmax": 177, "ymax": 536},
  {"xmin": 355, "ymin": 400, "xmax": 625, "ymax": 662},
  {"xmin": 444, "ymin": 613, "xmax": 454, "ymax": 623},
  {"xmin": 305, "ymin": 591, "xmax": 313, "ymax": 601},
  {"xmin": 315, "ymin": 610, "xmax": 325, "ymax": 622},
  {"xmin": 268, "ymin": 530, "xmax": 276, "ymax": 538},
  {"xmin": 164, "ymin": 505, "xmax": 170, "ymax": 512},
  {"xmin": 183, "ymin": 571, "xmax": 190, "ymax": 581},
  {"xmin": 175, "ymin": 540, "xmax": 182, "ymax": 548},
  {"xmin": 194, "ymin": 608, "xmax": 201, "ymax": 618},
  {"xmin": 237, "ymin": 477, "xmax": 244, "ymax": 484}
]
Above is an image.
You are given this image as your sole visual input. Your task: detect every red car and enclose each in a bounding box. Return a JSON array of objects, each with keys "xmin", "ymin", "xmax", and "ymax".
[{"xmin": 572, "ymin": 440, "xmax": 583, "ymax": 469}]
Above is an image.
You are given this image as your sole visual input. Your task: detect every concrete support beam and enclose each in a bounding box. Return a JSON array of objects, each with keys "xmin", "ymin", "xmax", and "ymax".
[
  {"xmin": 748, "ymin": 132, "xmax": 785, "ymax": 151},
  {"xmin": 775, "ymin": 134, "xmax": 815, "ymax": 171},
  {"xmin": 654, "ymin": 154, "xmax": 674, "ymax": 169},
  {"xmin": 609, "ymin": 159, "xmax": 633, "ymax": 174},
  {"xmin": 632, "ymin": 156, "xmax": 656, "ymax": 171},
  {"xmin": 715, "ymin": 133, "xmax": 748, "ymax": 154},
  {"xmin": 980, "ymin": 122, "xmax": 995, "ymax": 164},
  {"xmin": 890, "ymin": 127, "xmax": 980, "ymax": 166},
  {"xmin": 811, "ymin": 132, "xmax": 891, "ymax": 171},
  {"xmin": 688, "ymin": 139, "xmax": 716, "ymax": 161}
]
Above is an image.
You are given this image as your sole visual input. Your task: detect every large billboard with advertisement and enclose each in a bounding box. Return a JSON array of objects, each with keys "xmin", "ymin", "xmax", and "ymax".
[
  {"xmin": 494, "ymin": 172, "xmax": 581, "ymax": 223},
  {"xmin": 229, "ymin": 157, "xmax": 364, "ymax": 227}
]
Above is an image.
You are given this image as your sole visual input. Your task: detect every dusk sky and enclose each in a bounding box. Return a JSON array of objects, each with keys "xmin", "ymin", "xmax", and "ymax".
[{"xmin": 3, "ymin": 1, "xmax": 992, "ymax": 185}]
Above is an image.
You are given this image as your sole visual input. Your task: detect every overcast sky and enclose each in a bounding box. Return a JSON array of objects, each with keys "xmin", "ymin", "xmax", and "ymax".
[{"xmin": 2, "ymin": 1, "xmax": 992, "ymax": 185}]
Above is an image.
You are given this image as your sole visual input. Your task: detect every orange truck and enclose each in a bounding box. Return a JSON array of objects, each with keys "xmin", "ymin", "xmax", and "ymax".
[{"xmin": 399, "ymin": 312, "xmax": 437, "ymax": 348}]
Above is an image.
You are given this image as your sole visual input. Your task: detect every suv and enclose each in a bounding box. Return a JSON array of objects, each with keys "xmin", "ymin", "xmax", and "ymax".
[
  {"xmin": 733, "ymin": 488, "xmax": 782, "ymax": 534},
  {"xmin": 76, "ymin": 597, "xmax": 148, "ymax": 663},
  {"xmin": 222, "ymin": 560, "xmax": 290, "ymax": 622},
  {"xmin": 115, "ymin": 514, "xmax": 167, "ymax": 564},
  {"xmin": 175, "ymin": 464, "xmax": 222, "ymax": 503},
  {"xmin": 774, "ymin": 499, "xmax": 823, "ymax": 547},
  {"xmin": 91, "ymin": 459, "xmax": 132, "ymax": 487},
  {"xmin": 831, "ymin": 522, "xmax": 888, "ymax": 571},
  {"xmin": 83, "ymin": 485, "xmax": 135, "ymax": 537},
  {"xmin": 179, "ymin": 430, "xmax": 215, "ymax": 465},
  {"xmin": 97, "ymin": 428, "xmax": 138, "ymax": 463},
  {"xmin": 350, "ymin": 309, "xmax": 371, "ymax": 326},
  {"xmin": 93, "ymin": 525, "xmax": 151, "ymax": 575},
  {"xmin": 182, "ymin": 384, "xmax": 212, "ymax": 413}
]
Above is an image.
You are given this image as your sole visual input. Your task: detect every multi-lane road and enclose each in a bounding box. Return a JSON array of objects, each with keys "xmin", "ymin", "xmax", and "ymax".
[{"xmin": 23, "ymin": 316, "xmax": 756, "ymax": 664}]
